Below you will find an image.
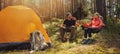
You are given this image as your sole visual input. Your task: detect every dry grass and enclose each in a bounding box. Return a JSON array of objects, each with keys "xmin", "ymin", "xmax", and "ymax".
[{"xmin": 0, "ymin": 18, "xmax": 120, "ymax": 54}]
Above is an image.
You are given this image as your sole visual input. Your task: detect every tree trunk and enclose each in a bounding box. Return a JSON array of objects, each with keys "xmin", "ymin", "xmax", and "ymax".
[{"xmin": 95, "ymin": 0, "xmax": 106, "ymax": 21}]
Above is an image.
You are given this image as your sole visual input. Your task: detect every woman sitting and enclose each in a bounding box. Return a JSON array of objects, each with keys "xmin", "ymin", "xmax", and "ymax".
[{"xmin": 81, "ymin": 13, "xmax": 105, "ymax": 44}]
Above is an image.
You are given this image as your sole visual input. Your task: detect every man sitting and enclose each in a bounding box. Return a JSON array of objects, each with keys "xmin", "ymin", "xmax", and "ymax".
[
  {"xmin": 81, "ymin": 13, "xmax": 105, "ymax": 44},
  {"xmin": 60, "ymin": 14, "xmax": 77, "ymax": 42}
]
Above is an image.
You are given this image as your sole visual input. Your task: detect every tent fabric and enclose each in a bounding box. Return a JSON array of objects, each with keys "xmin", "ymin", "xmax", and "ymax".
[{"xmin": 0, "ymin": 5, "xmax": 51, "ymax": 43}]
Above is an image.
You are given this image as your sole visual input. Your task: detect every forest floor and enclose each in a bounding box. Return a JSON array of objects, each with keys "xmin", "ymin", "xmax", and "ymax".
[{"xmin": 0, "ymin": 18, "xmax": 120, "ymax": 54}]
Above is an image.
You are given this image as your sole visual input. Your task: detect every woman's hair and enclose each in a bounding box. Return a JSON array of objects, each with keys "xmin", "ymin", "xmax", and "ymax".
[
  {"xmin": 94, "ymin": 12, "xmax": 100, "ymax": 15},
  {"xmin": 93, "ymin": 12, "xmax": 100, "ymax": 18}
]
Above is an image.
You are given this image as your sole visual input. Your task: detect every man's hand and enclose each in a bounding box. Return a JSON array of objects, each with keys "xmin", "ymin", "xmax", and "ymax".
[
  {"xmin": 81, "ymin": 21, "xmax": 86, "ymax": 25},
  {"xmin": 60, "ymin": 24, "xmax": 66, "ymax": 29},
  {"xmin": 75, "ymin": 21, "xmax": 80, "ymax": 27}
]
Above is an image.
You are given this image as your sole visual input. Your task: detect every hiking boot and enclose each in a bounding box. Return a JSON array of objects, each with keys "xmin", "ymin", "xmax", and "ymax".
[
  {"xmin": 87, "ymin": 39, "xmax": 93, "ymax": 44},
  {"xmin": 81, "ymin": 39, "xmax": 87, "ymax": 44}
]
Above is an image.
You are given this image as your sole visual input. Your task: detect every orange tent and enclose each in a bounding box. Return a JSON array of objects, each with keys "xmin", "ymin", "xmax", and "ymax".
[{"xmin": 0, "ymin": 5, "xmax": 51, "ymax": 44}]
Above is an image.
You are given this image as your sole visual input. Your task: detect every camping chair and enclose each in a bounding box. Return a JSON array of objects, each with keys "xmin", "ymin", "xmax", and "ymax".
[
  {"xmin": 64, "ymin": 26, "xmax": 77, "ymax": 42},
  {"xmin": 81, "ymin": 25, "xmax": 104, "ymax": 33},
  {"xmin": 92, "ymin": 26, "xmax": 105, "ymax": 38},
  {"xmin": 81, "ymin": 25, "xmax": 105, "ymax": 38},
  {"xmin": 64, "ymin": 29, "xmax": 71, "ymax": 42}
]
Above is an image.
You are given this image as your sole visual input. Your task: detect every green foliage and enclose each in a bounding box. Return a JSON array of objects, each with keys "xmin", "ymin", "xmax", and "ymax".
[
  {"xmin": 105, "ymin": 18, "xmax": 120, "ymax": 33},
  {"xmin": 116, "ymin": 6, "xmax": 120, "ymax": 14},
  {"xmin": 1, "ymin": 18, "xmax": 120, "ymax": 54}
]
